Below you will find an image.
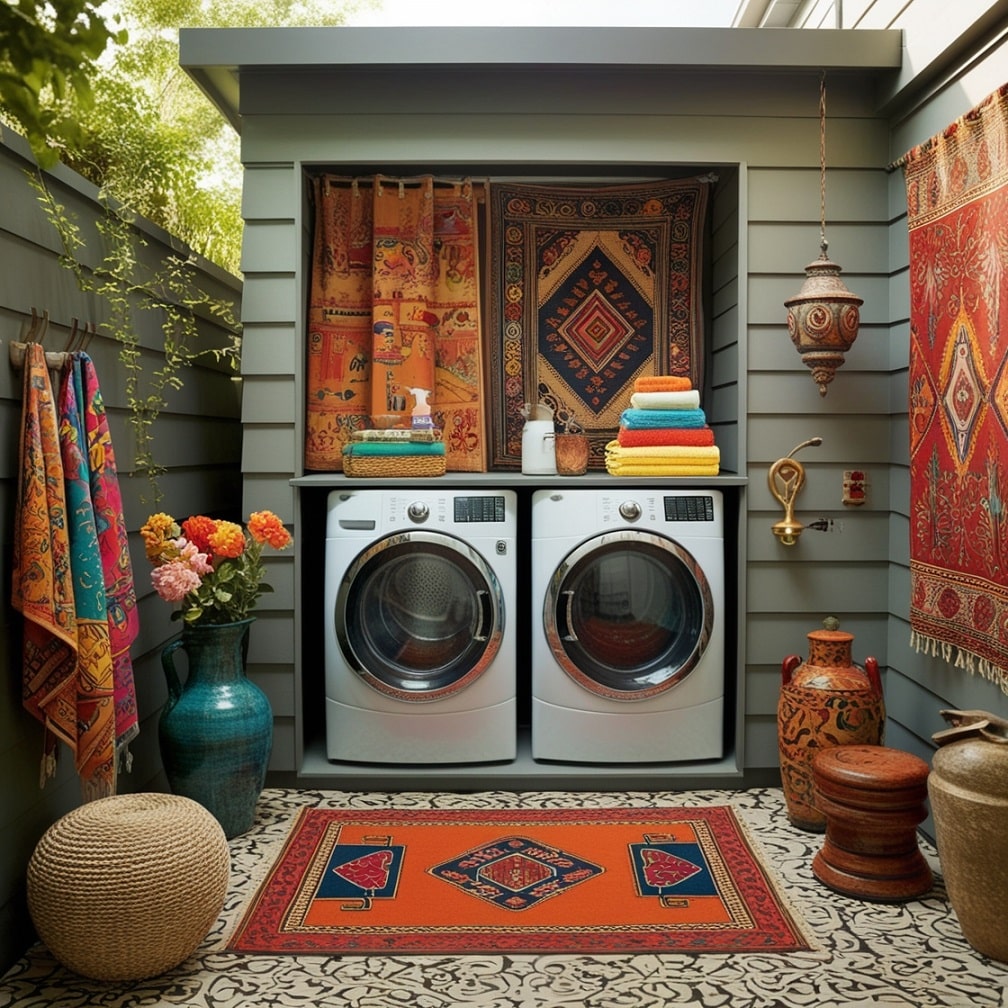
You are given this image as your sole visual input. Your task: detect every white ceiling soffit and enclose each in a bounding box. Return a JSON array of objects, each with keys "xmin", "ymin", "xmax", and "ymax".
[{"xmin": 733, "ymin": 0, "xmax": 816, "ymax": 28}]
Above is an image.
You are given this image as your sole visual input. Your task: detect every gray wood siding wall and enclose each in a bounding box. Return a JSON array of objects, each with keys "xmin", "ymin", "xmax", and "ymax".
[{"xmin": 0, "ymin": 129, "xmax": 242, "ymax": 970}]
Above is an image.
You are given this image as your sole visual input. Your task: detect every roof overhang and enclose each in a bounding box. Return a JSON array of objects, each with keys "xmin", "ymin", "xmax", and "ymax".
[{"xmin": 179, "ymin": 26, "xmax": 903, "ymax": 134}]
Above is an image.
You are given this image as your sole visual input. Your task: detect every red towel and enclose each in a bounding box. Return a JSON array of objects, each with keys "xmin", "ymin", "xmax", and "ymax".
[
  {"xmin": 618, "ymin": 426, "xmax": 716, "ymax": 448},
  {"xmin": 634, "ymin": 375, "xmax": 693, "ymax": 393},
  {"xmin": 80, "ymin": 354, "xmax": 139, "ymax": 762}
]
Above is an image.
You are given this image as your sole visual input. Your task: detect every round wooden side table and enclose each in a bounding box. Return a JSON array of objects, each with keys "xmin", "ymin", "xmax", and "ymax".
[{"xmin": 810, "ymin": 744, "xmax": 933, "ymax": 902}]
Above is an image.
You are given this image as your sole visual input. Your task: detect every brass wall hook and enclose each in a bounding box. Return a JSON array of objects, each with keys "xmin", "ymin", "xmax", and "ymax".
[{"xmin": 768, "ymin": 436, "xmax": 822, "ymax": 545}]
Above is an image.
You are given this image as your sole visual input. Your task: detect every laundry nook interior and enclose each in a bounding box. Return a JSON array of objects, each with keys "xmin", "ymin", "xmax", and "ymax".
[{"xmin": 287, "ymin": 136, "xmax": 751, "ymax": 784}]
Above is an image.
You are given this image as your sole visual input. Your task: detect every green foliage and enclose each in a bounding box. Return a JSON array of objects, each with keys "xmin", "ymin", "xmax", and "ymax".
[
  {"xmin": 179, "ymin": 539, "xmax": 273, "ymax": 626},
  {"xmin": 28, "ymin": 168, "xmax": 240, "ymax": 500},
  {"xmin": 4, "ymin": 0, "xmax": 370, "ymax": 492},
  {"xmin": 73, "ymin": 0, "xmax": 370, "ymax": 272},
  {"xmin": 3, "ymin": 0, "xmax": 371, "ymax": 272},
  {"xmin": 0, "ymin": 0, "xmax": 126, "ymax": 168}
]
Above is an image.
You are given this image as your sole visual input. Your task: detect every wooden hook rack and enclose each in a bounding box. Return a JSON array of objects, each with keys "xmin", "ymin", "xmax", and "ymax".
[{"xmin": 8, "ymin": 310, "xmax": 97, "ymax": 371}]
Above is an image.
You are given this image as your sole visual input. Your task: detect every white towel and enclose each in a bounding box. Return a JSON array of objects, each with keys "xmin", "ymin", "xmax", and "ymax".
[{"xmin": 629, "ymin": 389, "xmax": 701, "ymax": 411}]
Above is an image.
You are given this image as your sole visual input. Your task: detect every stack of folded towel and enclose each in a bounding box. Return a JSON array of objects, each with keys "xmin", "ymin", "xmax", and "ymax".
[
  {"xmin": 341, "ymin": 426, "xmax": 447, "ymax": 476},
  {"xmin": 605, "ymin": 375, "xmax": 720, "ymax": 476}
]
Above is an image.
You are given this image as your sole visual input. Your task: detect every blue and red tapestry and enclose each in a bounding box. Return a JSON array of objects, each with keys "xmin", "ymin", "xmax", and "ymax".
[
  {"xmin": 227, "ymin": 806, "xmax": 809, "ymax": 955},
  {"xmin": 487, "ymin": 178, "xmax": 712, "ymax": 469},
  {"xmin": 904, "ymin": 83, "xmax": 1008, "ymax": 694}
]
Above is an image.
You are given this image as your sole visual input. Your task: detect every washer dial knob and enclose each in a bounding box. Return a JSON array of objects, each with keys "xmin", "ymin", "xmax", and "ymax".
[
  {"xmin": 619, "ymin": 500, "xmax": 642, "ymax": 522},
  {"xmin": 407, "ymin": 501, "xmax": 429, "ymax": 523}
]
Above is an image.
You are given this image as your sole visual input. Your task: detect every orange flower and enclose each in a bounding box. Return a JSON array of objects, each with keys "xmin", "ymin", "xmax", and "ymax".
[
  {"xmin": 248, "ymin": 510, "xmax": 292, "ymax": 550},
  {"xmin": 140, "ymin": 512, "xmax": 180, "ymax": 562},
  {"xmin": 209, "ymin": 520, "xmax": 246, "ymax": 559},
  {"xmin": 143, "ymin": 508, "xmax": 293, "ymax": 626},
  {"xmin": 181, "ymin": 515, "xmax": 217, "ymax": 554}
]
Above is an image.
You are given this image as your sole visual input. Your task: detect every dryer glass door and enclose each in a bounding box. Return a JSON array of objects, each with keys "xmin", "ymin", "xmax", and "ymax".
[
  {"xmin": 336, "ymin": 531, "xmax": 504, "ymax": 701},
  {"xmin": 545, "ymin": 529, "xmax": 713, "ymax": 700}
]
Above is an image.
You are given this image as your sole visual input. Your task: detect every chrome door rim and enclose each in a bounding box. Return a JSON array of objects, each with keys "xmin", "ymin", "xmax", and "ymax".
[
  {"xmin": 543, "ymin": 528, "xmax": 713, "ymax": 701},
  {"xmin": 336, "ymin": 530, "xmax": 504, "ymax": 702}
]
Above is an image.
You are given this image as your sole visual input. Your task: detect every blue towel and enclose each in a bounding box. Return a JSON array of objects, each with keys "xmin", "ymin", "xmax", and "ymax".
[
  {"xmin": 620, "ymin": 407, "xmax": 707, "ymax": 430},
  {"xmin": 342, "ymin": 440, "xmax": 445, "ymax": 457}
]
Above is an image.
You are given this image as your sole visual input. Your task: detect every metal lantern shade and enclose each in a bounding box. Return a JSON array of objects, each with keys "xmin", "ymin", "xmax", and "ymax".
[
  {"xmin": 785, "ymin": 248, "xmax": 863, "ymax": 396},
  {"xmin": 785, "ymin": 71, "xmax": 864, "ymax": 397}
]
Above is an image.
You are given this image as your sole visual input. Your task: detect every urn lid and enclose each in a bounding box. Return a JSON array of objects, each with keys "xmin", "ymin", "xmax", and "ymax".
[
  {"xmin": 806, "ymin": 614, "xmax": 853, "ymax": 645},
  {"xmin": 792, "ymin": 616, "xmax": 873, "ymax": 692}
]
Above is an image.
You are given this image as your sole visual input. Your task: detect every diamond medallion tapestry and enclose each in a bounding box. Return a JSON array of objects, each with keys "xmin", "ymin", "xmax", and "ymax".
[
  {"xmin": 487, "ymin": 178, "xmax": 712, "ymax": 469},
  {"xmin": 903, "ymin": 83, "xmax": 1008, "ymax": 694}
]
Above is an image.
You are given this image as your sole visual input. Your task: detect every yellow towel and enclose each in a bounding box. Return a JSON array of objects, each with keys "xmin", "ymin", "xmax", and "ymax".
[
  {"xmin": 604, "ymin": 439, "xmax": 720, "ymax": 477},
  {"xmin": 605, "ymin": 441, "xmax": 720, "ymax": 461},
  {"xmin": 606, "ymin": 462, "xmax": 721, "ymax": 477}
]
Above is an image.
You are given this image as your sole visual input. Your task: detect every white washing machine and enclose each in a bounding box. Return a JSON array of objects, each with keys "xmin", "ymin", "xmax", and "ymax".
[
  {"xmin": 324, "ymin": 488, "xmax": 517, "ymax": 764},
  {"xmin": 531, "ymin": 488, "xmax": 725, "ymax": 763}
]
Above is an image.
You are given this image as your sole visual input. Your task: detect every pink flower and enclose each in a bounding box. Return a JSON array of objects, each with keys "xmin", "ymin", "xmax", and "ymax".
[
  {"xmin": 176, "ymin": 538, "xmax": 213, "ymax": 575},
  {"xmin": 151, "ymin": 561, "xmax": 203, "ymax": 603}
]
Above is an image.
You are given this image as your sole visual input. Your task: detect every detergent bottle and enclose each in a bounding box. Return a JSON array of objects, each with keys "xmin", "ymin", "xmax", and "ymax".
[
  {"xmin": 521, "ymin": 401, "xmax": 557, "ymax": 475},
  {"xmin": 409, "ymin": 387, "xmax": 434, "ymax": 430}
]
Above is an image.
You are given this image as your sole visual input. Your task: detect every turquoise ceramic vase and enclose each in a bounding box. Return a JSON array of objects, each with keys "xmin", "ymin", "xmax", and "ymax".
[{"xmin": 159, "ymin": 618, "xmax": 273, "ymax": 838}]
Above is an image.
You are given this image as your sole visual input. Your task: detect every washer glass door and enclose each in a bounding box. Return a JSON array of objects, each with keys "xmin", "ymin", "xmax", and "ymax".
[
  {"xmin": 336, "ymin": 531, "xmax": 504, "ymax": 701},
  {"xmin": 545, "ymin": 529, "xmax": 712, "ymax": 700}
]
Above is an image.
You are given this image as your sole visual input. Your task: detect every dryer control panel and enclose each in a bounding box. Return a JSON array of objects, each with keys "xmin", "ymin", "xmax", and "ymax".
[{"xmin": 664, "ymin": 495, "xmax": 716, "ymax": 522}]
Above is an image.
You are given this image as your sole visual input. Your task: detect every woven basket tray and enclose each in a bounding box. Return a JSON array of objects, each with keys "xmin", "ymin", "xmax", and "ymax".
[{"xmin": 343, "ymin": 453, "xmax": 446, "ymax": 478}]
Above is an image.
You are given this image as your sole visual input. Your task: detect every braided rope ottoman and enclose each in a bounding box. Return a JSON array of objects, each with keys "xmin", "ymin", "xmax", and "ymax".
[{"xmin": 27, "ymin": 792, "xmax": 230, "ymax": 981}]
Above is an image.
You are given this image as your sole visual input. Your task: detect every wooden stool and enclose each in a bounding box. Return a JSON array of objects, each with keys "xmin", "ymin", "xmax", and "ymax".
[{"xmin": 810, "ymin": 744, "xmax": 933, "ymax": 902}]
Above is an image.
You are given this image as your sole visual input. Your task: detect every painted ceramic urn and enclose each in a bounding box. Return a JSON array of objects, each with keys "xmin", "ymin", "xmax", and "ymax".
[{"xmin": 777, "ymin": 617, "xmax": 885, "ymax": 831}]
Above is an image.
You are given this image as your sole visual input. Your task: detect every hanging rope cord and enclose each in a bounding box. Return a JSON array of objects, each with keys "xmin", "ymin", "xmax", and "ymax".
[{"xmin": 819, "ymin": 70, "xmax": 829, "ymax": 257}]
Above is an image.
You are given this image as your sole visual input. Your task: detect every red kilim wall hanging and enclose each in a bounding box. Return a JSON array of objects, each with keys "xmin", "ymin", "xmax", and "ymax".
[{"xmin": 903, "ymin": 83, "xmax": 1008, "ymax": 694}]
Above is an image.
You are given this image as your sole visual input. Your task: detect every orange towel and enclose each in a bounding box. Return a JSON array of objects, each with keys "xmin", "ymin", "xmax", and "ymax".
[
  {"xmin": 618, "ymin": 427, "xmax": 716, "ymax": 448},
  {"xmin": 12, "ymin": 343, "xmax": 78, "ymax": 786},
  {"xmin": 634, "ymin": 375, "xmax": 693, "ymax": 393}
]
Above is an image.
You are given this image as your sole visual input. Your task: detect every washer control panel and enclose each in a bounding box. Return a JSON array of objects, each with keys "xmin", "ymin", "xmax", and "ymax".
[
  {"xmin": 454, "ymin": 495, "xmax": 508, "ymax": 523},
  {"xmin": 599, "ymin": 494, "xmax": 716, "ymax": 525}
]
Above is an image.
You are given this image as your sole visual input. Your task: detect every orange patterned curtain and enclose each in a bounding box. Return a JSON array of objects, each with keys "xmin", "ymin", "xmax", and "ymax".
[{"xmin": 305, "ymin": 174, "xmax": 487, "ymax": 472}]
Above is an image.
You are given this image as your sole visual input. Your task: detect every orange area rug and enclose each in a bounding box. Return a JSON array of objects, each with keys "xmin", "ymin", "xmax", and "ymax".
[{"xmin": 228, "ymin": 807, "xmax": 811, "ymax": 955}]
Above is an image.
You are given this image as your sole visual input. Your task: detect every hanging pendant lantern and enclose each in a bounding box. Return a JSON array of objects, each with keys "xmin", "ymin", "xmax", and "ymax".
[{"xmin": 784, "ymin": 72, "xmax": 863, "ymax": 397}]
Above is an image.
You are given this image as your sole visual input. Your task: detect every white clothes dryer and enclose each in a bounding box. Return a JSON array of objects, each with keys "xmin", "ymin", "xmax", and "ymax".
[
  {"xmin": 324, "ymin": 488, "xmax": 517, "ymax": 764},
  {"xmin": 531, "ymin": 488, "xmax": 724, "ymax": 763}
]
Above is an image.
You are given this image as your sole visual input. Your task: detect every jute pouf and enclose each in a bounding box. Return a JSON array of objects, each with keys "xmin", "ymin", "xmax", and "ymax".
[{"xmin": 27, "ymin": 792, "xmax": 230, "ymax": 981}]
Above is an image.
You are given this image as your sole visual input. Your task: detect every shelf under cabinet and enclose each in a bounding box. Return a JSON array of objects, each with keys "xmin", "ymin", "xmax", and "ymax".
[{"xmin": 296, "ymin": 728, "xmax": 744, "ymax": 792}]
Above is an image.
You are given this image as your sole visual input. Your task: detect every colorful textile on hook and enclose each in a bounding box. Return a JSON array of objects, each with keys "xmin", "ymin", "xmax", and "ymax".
[
  {"xmin": 903, "ymin": 83, "xmax": 1008, "ymax": 694},
  {"xmin": 78, "ymin": 354, "xmax": 139, "ymax": 759},
  {"xmin": 58, "ymin": 357, "xmax": 117, "ymax": 798},
  {"xmin": 12, "ymin": 343, "xmax": 78, "ymax": 785},
  {"xmin": 12, "ymin": 346, "xmax": 138, "ymax": 795}
]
